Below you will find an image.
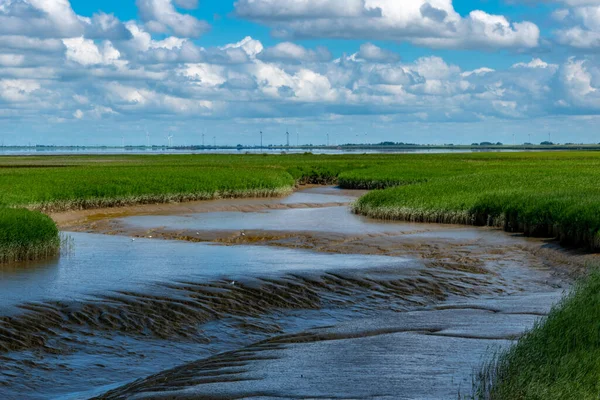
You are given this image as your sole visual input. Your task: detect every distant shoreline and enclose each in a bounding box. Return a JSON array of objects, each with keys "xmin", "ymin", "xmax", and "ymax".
[{"xmin": 1, "ymin": 143, "xmax": 600, "ymax": 155}]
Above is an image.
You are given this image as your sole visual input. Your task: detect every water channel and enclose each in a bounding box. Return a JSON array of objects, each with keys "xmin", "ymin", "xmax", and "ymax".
[{"xmin": 0, "ymin": 187, "xmax": 576, "ymax": 399}]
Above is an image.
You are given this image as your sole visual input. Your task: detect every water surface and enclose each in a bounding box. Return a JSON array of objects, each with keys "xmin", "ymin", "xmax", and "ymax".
[{"xmin": 0, "ymin": 188, "xmax": 569, "ymax": 399}]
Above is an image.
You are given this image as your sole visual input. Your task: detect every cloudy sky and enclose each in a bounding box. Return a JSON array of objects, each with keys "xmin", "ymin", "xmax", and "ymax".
[{"xmin": 1, "ymin": 0, "xmax": 600, "ymax": 146}]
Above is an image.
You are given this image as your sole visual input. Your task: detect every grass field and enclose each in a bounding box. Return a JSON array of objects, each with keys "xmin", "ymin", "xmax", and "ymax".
[
  {"xmin": 2, "ymin": 151, "xmax": 600, "ymax": 257},
  {"xmin": 0, "ymin": 208, "xmax": 60, "ymax": 264},
  {"xmin": 471, "ymin": 271, "xmax": 600, "ymax": 400},
  {"xmin": 347, "ymin": 152, "xmax": 600, "ymax": 251}
]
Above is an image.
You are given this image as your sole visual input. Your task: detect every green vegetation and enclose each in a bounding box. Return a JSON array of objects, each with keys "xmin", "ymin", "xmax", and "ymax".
[
  {"xmin": 348, "ymin": 152, "xmax": 600, "ymax": 251},
  {"xmin": 472, "ymin": 271, "xmax": 600, "ymax": 400},
  {"xmin": 0, "ymin": 154, "xmax": 375, "ymax": 211},
  {"xmin": 0, "ymin": 208, "xmax": 60, "ymax": 264},
  {"xmin": 3, "ymin": 151, "xmax": 600, "ymax": 262}
]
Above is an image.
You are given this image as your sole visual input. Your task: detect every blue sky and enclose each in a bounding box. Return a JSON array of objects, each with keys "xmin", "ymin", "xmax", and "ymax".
[{"xmin": 1, "ymin": 0, "xmax": 600, "ymax": 146}]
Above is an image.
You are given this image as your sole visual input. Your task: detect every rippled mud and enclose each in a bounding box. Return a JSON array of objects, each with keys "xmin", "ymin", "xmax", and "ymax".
[
  {"xmin": 0, "ymin": 187, "xmax": 588, "ymax": 399},
  {"xmin": 1, "ymin": 240, "xmax": 523, "ymax": 399},
  {"xmin": 98, "ymin": 293, "xmax": 559, "ymax": 400}
]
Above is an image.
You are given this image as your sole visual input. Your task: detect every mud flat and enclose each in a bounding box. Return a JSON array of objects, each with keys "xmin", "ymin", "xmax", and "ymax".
[{"xmin": 0, "ymin": 187, "xmax": 589, "ymax": 399}]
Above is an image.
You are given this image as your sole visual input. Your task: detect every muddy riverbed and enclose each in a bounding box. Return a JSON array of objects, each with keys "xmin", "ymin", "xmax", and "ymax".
[{"xmin": 1, "ymin": 187, "xmax": 591, "ymax": 399}]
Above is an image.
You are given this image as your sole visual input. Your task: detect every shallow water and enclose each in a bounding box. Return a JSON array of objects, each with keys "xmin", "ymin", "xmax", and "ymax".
[
  {"xmin": 120, "ymin": 206, "xmax": 504, "ymax": 242},
  {"xmin": 0, "ymin": 233, "xmax": 414, "ymax": 311},
  {"xmin": 0, "ymin": 188, "xmax": 569, "ymax": 399}
]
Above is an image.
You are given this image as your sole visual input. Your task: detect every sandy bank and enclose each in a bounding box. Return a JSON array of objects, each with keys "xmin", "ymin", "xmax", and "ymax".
[{"xmin": 51, "ymin": 185, "xmax": 366, "ymax": 229}]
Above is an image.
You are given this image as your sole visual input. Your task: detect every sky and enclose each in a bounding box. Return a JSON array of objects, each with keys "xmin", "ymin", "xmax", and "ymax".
[{"xmin": 1, "ymin": 0, "xmax": 600, "ymax": 146}]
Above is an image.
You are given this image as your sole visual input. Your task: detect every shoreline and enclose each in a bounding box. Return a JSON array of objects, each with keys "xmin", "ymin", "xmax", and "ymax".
[
  {"xmin": 52, "ymin": 186, "xmax": 593, "ymax": 281},
  {"xmin": 50, "ymin": 185, "xmax": 366, "ymax": 230}
]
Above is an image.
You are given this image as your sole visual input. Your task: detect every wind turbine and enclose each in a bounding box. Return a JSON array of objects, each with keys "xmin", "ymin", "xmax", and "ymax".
[
  {"xmin": 167, "ymin": 134, "xmax": 173, "ymax": 147},
  {"xmin": 202, "ymin": 131, "xmax": 205, "ymax": 147},
  {"xmin": 145, "ymin": 129, "xmax": 150, "ymax": 148},
  {"xmin": 121, "ymin": 135, "xmax": 125, "ymax": 148},
  {"xmin": 286, "ymin": 129, "xmax": 290, "ymax": 147},
  {"xmin": 260, "ymin": 130, "xmax": 263, "ymax": 149}
]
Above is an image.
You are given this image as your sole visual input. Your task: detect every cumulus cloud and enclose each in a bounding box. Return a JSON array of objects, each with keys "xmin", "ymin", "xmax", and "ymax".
[
  {"xmin": 136, "ymin": 0, "xmax": 209, "ymax": 38},
  {"xmin": 82, "ymin": 12, "xmax": 133, "ymax": 40},
  {"xmin": 353, "ymin": 43, "xmax": 400, "ymax": 63},
  {"xmin": 0, "ymin": 79, "xmax": 41, "ymax": 102},
  {"xmin": 0, "ymin": 0, "xmax": 599, "ymax": 143},
  {"xmin": 553, "ymin": 2, "xmax": 600, "ymax": 48},
  {"xmin": 234, "ymin": 0, "xmax": 540, "ymax": 49},
  {"xmin": 0, "ymin": 0, "xmax": 82, "ymax": 37},
  {"xmin": 258, "ymin": 42, "xmax": 332, "ymax": 63},
  {"xmin": 63, "ymin": 37, "xmax": 123, "ymax": 66},
  {"xmin": 558, "ymin": 57, "xmax": 600, "ymax": 110}
]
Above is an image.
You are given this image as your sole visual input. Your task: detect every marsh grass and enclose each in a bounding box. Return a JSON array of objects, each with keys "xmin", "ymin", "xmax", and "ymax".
[
  {"xmin": 4, "ymin": 153, "xmax": 600, "ymax": 251},
  {"xmin": 0, "ymin": 208, "xmax": 60, "ymax": 264},
  {"xmin": 29, "ymin": 187, "xmax": 294, "ymax": 213},
  {"xmin": 348, "ymin": 154, "xmax": 600, "ymax": 251},
  {"xmin": 470, "ymin": 272, "xmax": 600, "ymax": 400}
]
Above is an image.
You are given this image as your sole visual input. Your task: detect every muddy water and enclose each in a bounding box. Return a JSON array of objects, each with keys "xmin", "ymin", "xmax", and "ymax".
[{"xmin": 0, "ymin": 188, "xmax": 577, "ymax": 399}]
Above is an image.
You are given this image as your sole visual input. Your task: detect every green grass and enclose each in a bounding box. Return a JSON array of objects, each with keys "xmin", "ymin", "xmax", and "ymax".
[
  {"xmin": 3, "ymin": 152, "xmax": 600, "ymax": 262},
  {"xmin": 472, "ymin": 271, "xmax": 600, "ymax": 400},
  {"xmin": 348, "ymin": 152, "xmax": 600, "ymax": 250},
  {"xmin": 0, "ymin": 154, "xmax": 372, "ymax": 211},
  {"xmin": 0, "ymin": 153, "xmax": 364, "ymax": 262},
  {"xmin": 0, "ymin": 208, "xmax": 60, "ymax": 264}
]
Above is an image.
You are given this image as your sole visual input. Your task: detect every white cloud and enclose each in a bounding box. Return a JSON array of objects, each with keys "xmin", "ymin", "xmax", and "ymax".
[
  {"xmin": 63, "ymin": 37, "xmax": 123, "ymax": 66},
  {"xmin": 221, "ymin": 36, "xmax": 264, "ymax": 58},
  {"xmin": 234, "ymin": 0, "xmax": 540, "ymax": 49},
  {"xmin": 258, "ymin": 42, "xmax": 331, "ymax": 63},
  {"xmin": 73, "ymin": 109, "xmax": 84, "ymax": 119},
  {"xmin": 0, "ymin": 1, "xmax": 598, "ymax": 144},
  {"xmin": 0, "ymin": 54, "xmax": 25, "ymax": 67},
  {"xmin": 462, "ymin": 67, "xmax": 495, "ymax": 77},
  {"xmin": 352, "ymin": 43, "xmax": 400, "ymax": 63},
  {"xmin": 0, "ymin": 79, "xmax": 41, "ymax": 102},
  {"xmin": 560, "ymin": 58, "xmax": 600, "ymax": 108},
  {"xmin": 178, "ymin": 63, "xmax": 227, "ymax": 87},
  {"xmin": 554, "ymin": 3, "xmax": 600, "ymax": 48},
  {"xmin": 512, "ymin": 58, "xmax": 557, "ymax": 70},
  {"xmin": 136, "ymin": 0, "xmax": 209, "ymax": 38}
]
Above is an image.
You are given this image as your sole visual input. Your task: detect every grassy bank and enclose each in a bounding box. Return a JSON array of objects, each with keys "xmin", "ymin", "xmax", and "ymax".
[
  {"xmin": 348, "ymin": 153, "xmax": 600, "ymax": 251},
  {"xmin": 472, "ymin": 272, "xmax": 600, "ymax": 399},
  {"xmin": 3, "ymin": 152, "xmax": 600, "ymax": 257},
  {"xmin": 0, "ymin": 154, "xmax": 358, "ymax": 262},
  {"xmin": 0, "ymin": 208, "xmax": 60, "ymax": 264},
  {"xmin": 0, "ymin": 154, "xmax": 372, "ymax": 211}
]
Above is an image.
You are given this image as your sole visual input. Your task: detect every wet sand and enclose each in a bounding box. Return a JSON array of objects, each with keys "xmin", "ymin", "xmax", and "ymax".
[
  {"xmin": 1, "ymin": 186, "xmax": 593, "ymax": 399},
  {"xmin": 51, "ymin": 186, "xmax": 363, "ymax": 230},
  {"xmin": 99, "ymin": 294, "xmax": 559, "ymax": 400}
]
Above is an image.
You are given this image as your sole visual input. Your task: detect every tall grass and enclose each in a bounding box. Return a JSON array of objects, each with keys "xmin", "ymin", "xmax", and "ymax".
[
  {"xmin": 0, "ymin": 208, "xmax": 60, "ymax": 264},
  {"xmin": 349, "ymin": 153, "xmax": 600, "ymax": 251},
  {"xmin": 472, "ymin": 271, "xmax": 600, "ymax": 399},
  {"xmin": 4, "ymin": 152, "xmax": 600, "ymax": 251},
  {"xmin": 0, "ymin": 154, "xmax": 372, "ymax": 211}
]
